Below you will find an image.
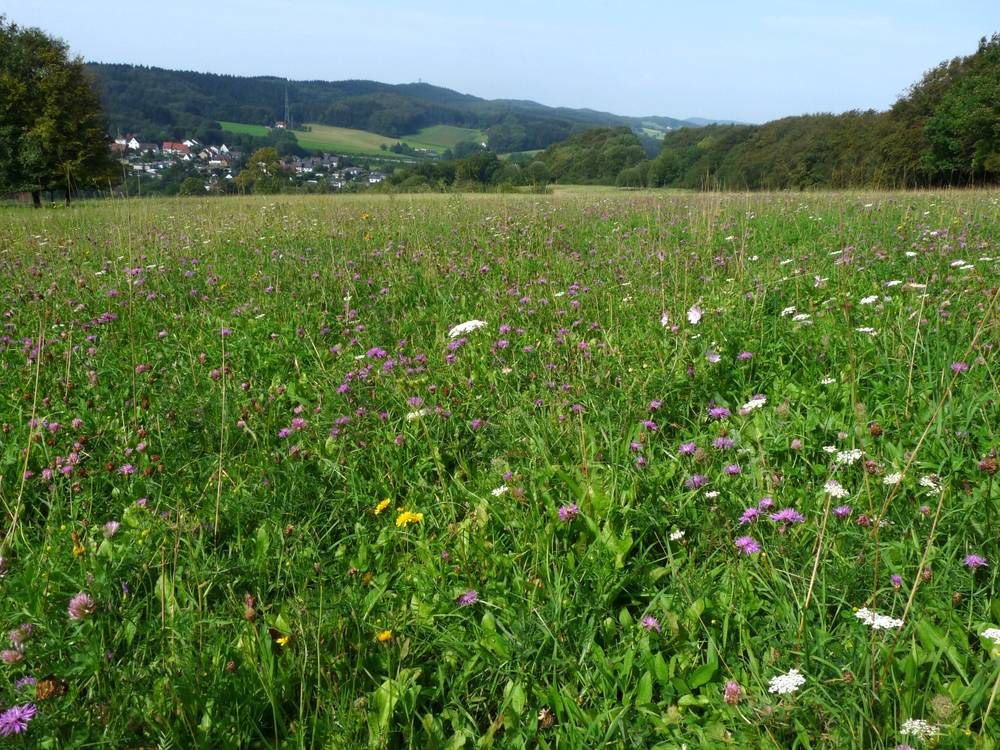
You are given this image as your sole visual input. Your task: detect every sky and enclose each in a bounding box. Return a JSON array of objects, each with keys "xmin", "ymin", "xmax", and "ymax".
[{"xmin": 4, "ymin": 0, "xmax": 997, "ymax": 123}]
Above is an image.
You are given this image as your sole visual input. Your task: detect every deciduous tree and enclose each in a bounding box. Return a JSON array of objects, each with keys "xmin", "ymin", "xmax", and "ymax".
[{"xmin": 0, "ymin": 17, "xmax": 116, "ymax": 205}]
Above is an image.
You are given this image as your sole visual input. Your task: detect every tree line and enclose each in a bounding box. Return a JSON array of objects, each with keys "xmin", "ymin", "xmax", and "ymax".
[
  {"xmin": 643, "ymin": 34, "xmax": 1000, "ymax": 190},
  {"xmin": 85, "ymin": 63, "xmax": 683, "ymax": 154}
]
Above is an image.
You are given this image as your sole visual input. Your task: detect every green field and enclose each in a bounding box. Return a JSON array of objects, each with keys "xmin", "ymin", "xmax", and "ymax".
[
  {"xmin": 220, "ymin": 120, "xmax": 486, "ymax": 157},
  {"xmin": 218, "ymin": 120, "xmax": 270, "ymax": 137},
  {"xmin": 405, "ymin": 124, "xmax": 485, "ymax": 149},
  {"xmin": 293, "ymin": 123, "xmax": 405, "ymax": 155},
  {"xmin": 297, "ymin": 123, "xmax": 485, "ymax": 156},
  {"xmin": 0, "ymin": 190, "xmax": 998, "ymax": 747}
]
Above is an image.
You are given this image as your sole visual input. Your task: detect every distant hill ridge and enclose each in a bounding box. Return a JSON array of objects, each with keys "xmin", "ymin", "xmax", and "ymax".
[{"xmin": 86, "ymin": 62, "xmax": 726, "ymax": 153}]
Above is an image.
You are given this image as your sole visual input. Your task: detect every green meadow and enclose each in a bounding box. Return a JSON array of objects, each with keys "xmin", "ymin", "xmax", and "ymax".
[
  {"xmin": 219, "ymin": 120, "xmax": 485, "ymax": 157},
  {"xmin": 0, "ymin": 190, "xmax": 997, "ymax": 748}
]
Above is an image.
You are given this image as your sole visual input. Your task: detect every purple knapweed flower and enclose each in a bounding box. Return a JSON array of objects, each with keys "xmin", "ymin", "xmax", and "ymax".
[
  {"xmin": 833, "ymin": 505, "xmax": 853, "ymax": 519},
  {"xmin": 558, "ymin": 503, "xmax": 579, "ymax": 522},
  {"xmin": 724, "ymin": 464, "xmax": 742, "ymax": 475},
  {"xmin": 713, "ymin": 436, "xmax": 734, "ymax": 450},
  {"xmin": 950, "ymin": 361, "xmax": 970, "ymax": 373},
  {"xmin": 734, "ymin": 536, "xmax": 761, "ymax": 555},
  {"xmin": 770, "ymin": 508, "xmax": 805, "ymax": 524},
  {"xmin": 457, "ymin": 590, "xmax": 479, "ymax": 607},
  {"xmin": 685, "ymin": 474, "xmax": 708, "ymax": 490},
  {"xmin": 708, "ymin": 406, "xmax": 731, "ymax": 420},
  {"xmin": 678, "ymin": 441, "xmax": 697, "ymax": 456},
  {"xmin": 964, "ymin": 554, "xmax": 988, "ymax": 569},
  {"xmin": 890, "ymin": 574, "xmax": 903, "ymax": 589},
  {"xmin": 0, "ymin": 703, "xmax": 36, "ymax": 736},
  {"xmin": 739, "ymin": 507, "xmax": 759, "ymax": 525},
  {"xmin": 641, "ymin": 615, "xmax": 661, "ymax": 633}
]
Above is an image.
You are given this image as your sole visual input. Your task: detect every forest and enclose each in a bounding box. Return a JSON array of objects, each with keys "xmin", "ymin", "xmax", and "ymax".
[
  {"xmin": 345, "ymin": 35, "xmax": 1000, "ymax": 192},
  {"xmin": 86, "ymin": 64, "xmax": 684, "ymax": 153},
  {"xmin": 646, "ymin": 34, "xmax": 1000, "ymax": 189}
]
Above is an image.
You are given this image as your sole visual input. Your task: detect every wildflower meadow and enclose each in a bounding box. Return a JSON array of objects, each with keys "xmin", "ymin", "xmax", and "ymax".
[{"xmin": 0, "ymin": 190, "xmax": 997, "ymax": 748}]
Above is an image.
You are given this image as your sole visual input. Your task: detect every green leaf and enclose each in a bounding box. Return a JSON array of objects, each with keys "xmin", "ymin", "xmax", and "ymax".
[{"xmin": 635, "ymin": 671, "xmax": 653, "ymax": 706}]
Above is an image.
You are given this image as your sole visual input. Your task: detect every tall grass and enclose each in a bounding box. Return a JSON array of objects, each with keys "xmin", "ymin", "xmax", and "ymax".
[{"xmin": 0, "ymin": 190, "xmax": 996, "ymax": 748}]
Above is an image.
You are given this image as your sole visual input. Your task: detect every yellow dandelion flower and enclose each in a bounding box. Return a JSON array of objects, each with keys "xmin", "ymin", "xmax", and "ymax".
[
  {"xmin": 395, "ymin": 511, "xmax": 423, "ymax": 527},
  {"xmin": 275, "ymin": 634, "xmax": 290, "ymax": 647},
  {"xmin": 374, "ymin": 498, "xmax": 391, "ymax": 516},
  {"xmin": 376, "ymin": 629, "xmax": 392, "ymax": 643},
  {"xmin": 72, "ymin": 543, "xmax": 86, "ymax": 557}
]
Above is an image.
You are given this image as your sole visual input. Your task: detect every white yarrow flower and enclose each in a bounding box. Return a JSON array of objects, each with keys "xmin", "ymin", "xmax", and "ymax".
[
  {"xmin": 900, "ymin": 718, "xmax": 938, "ymax": 740},
  {"xmin": 670, "ymin": 529, "xmax": 685, "ymax": 541},
  {"xmin": 491, "ymin": 485, "xmax": 509, "ymax": 497},
  {"xmin": 767, "ymin": 668, "xmax": 805, "ymax": 695},
  {"xmin": 836, "ymin": 449, "xmax": 864, "ymax": 465},
  {"xmin": 883, "ymin": 472, "xmax": 902, "ymax": 486},
  {"xmin": 742, "ymin": 396, "xmax": 767, "ymax": 412},
  {"xmin": 854, "ymin": 607, "xmax": 904, "ymax": 630},
  {"xmin": 405, "ymin": 408, "xmax": 432, "ymax": 421},
  {"xmin": 980, "ymin": 628, "xmax": 1000, "ymax": 647},
  {"xmin": 859, "ymin": 295, "xmax": 879, "ymax": 305},
  {"xmin": 824, "ymin": 479, "xmax": 850, "ymax": 498},
  {"xmin": 820, "ymin": 376, "xmax": 836, "ymax": 385},
  {"xmin": 448, "ymin": 319, "xmax": 487, "ymax": 338},
  {"xmin": 918, "ymin": 474, "xmax": 941, "ymax": 495}
]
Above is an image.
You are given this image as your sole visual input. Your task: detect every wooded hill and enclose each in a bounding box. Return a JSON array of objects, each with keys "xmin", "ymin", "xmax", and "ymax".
[
  {"xmin": 86, "ymin": 63, "xmax": 702, "ymax": 154},
  {"xmin": 647, "ymin": 34, "xmax": 1000, "ymax": 189}
]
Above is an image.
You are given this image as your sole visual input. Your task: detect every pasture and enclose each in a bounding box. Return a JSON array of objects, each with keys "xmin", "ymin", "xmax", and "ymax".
[
  {"xmin": 0, "ymin": 190, "xmax": 997, "ymax": 748},
  {"xmin": 219, "ymin": 121, "xmax": 272, "ymax": 138}
]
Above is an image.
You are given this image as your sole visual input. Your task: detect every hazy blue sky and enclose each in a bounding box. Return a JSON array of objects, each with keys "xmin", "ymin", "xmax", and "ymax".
[{"xmin": 4, "ymin": 0, "xmax": 996, "ymax": 122}]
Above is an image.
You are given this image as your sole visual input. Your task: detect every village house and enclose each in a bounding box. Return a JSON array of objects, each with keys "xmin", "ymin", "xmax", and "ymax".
[{"xmin": 162, "ymin": 141, "xmax": 190, "ymax": 156}]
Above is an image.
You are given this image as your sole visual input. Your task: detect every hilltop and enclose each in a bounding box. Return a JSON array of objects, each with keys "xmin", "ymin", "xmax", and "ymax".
[{"xmin": 86, "ymin": 63, "xmax": 722, "ymax": 155}]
